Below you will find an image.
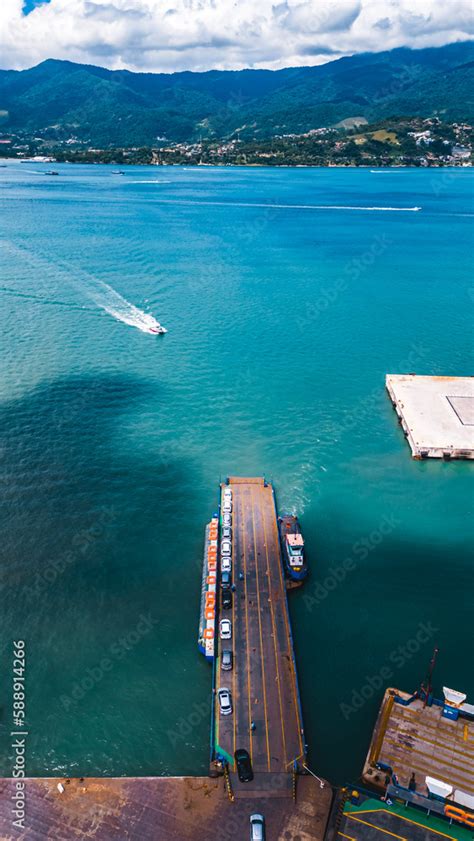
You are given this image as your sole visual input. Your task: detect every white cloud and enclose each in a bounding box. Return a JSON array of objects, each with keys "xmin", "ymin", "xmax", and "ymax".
[{"xmin": 1, "ymin": 0, "xmax": 473, "ymax": 72}]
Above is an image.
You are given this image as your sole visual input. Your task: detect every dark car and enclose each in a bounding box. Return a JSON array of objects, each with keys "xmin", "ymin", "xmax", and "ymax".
[
  {"xmin": 234, "ymin": 748, "xmax": 253, "ymax": 783},
  {"xmin": 221, "ymin": 571, "xmax": 231, "ymax": 589},
  {"xmin": 222, "ymin": 589, "xmax": 233, "ymax": 609},
  {"xmin": 221, "ymin": 649, "xmax": 233, "ymax": 671}
]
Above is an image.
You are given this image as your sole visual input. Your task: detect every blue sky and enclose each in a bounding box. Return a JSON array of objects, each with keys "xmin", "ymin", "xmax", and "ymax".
[
  {"xmin": 5, "ymin": 0, "xmax": 474, "ymax": 73},
  {"xmin": 22, "ymin": 0, "xmax": 51, "ymax": 14}
]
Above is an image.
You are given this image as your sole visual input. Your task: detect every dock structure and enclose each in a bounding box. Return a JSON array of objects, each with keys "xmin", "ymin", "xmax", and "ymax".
[
  {"xmin": 213, "ymin": 477, "xmax": 306, "ymax": 792},
  {"xmin": 0, "ymin": 775, "xmax": 333, "ymax": 841},
  {"xmin": 363, "ymin": 688, "xmax": 474, "ymax": 800},
  {"xmin": 0, "ymin": 476, "xmax": 334, "ymax": 841},
  {"xmin": 386, "ymin": 374, "xmax": 474, "ymax": 459}
]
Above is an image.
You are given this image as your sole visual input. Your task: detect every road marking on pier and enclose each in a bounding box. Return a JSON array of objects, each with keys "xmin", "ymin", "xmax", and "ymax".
[
  {"xmin": 270, "ymin": 498, "xmax": 304, "ymax": 758},
  {"xmin": 262, "ymin": 491, "xmax": 287, "ymax": 769},
  {"xmin": 230, "ymin": 489, "xmax": 237, "ymax": 761},
  {"xmin": 240, "ymin": 487, "xmax": 254, "ymax": 763},
  {"xmin": 251, "ymin": 486, "xmax": 271, "ymax": 771}
]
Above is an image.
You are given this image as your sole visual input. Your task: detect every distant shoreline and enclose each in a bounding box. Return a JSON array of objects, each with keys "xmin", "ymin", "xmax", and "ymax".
[{"xmin": 2, "ymin": 158, "xmax": 471, "ymax": 169}]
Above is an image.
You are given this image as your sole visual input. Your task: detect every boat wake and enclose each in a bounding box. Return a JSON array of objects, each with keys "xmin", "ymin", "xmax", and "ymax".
[
  {"xmin": 87, "ymin": 280, "xmax": 166, "ymax": 334},
  {"xmin": 144, "ymin": 198, "xmax": 422, "ymax": 212},
  {"xmin": 1, "ymin": 241, "xmax": 166, "ymax": 335}
]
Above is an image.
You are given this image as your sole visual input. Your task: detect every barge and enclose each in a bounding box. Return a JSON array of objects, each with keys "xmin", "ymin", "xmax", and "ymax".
[{"xmin": 197, "ymin": 517, "xmax": 219, "ymax": 661}]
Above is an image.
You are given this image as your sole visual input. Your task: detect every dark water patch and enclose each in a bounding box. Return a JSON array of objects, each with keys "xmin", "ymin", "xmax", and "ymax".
[{"xmin": 0, "ymin": 374, "xmax": 210, "ymax": 776}]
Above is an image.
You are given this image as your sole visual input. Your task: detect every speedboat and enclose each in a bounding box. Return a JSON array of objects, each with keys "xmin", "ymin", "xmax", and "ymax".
[{"xmin": 148, "ymin": 325, "xmax": 167, "ymax": 334}]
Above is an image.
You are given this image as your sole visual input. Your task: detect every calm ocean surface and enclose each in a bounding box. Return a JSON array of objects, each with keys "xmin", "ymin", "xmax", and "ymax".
[{"xmin": 0, "ymin": 163, "xmax": 473, "ymax": 784}]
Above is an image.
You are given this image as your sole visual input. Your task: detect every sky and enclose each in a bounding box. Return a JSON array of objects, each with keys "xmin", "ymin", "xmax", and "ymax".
[{"xmin": 1, "ymin": 0, "xmax": 473, "ymax": 73}]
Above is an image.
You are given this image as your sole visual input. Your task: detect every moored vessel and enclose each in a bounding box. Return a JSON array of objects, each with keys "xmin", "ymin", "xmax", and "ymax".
[
  {"xmin": 197, "ymin": 517, "xmax": 218, "ymax": 661},
  {"xmin": 278, "ymin": 515, "xmax": 308, "ymax": 584}
]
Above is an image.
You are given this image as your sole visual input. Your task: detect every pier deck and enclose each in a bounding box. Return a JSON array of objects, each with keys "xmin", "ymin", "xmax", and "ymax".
[
  {"xmin": 0, "ymin": 775, "xmax": 332, "ymax": 840},
  {"xmin": 386, "ymin": 374, "xmax": 474, "ymax": 459},
  {"xmin": 214, "ymin": 477, "xmax": 305, "ymax": 786},
  {"xmin": 363, "ymin": 689, "xmax": 474, "ymax": 798}
]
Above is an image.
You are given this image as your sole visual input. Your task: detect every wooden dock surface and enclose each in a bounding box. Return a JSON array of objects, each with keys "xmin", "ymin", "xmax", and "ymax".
[{"xmin": 214, "ymin": 478, "xmax": 305, "ymax": 786}]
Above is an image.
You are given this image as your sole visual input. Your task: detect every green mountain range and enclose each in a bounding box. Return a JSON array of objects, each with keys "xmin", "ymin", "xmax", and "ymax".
[{"xmin": 1, "ymin": 42, "xmax": 473, "ymax": 146}]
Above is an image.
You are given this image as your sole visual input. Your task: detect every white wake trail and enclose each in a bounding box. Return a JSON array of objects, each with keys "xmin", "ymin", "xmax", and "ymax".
[
  {"xmin": 141, "ymin": 198, "xmax": 422, "ymax": 212},
  {"xmin": 2, "ymin": 241, "xmax": 166, "ymax": 335}
]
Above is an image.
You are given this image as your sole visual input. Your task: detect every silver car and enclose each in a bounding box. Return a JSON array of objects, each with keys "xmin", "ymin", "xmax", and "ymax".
[
  {"xmin": 219, "ymin": 618, "xmax": 232, "ymax": 640},
  {"xmin": 250, "ymin": 814, "xmax": 265, "ymax": 841},
  {"xmin": 218, "ymin": 687, "xmax": 232, "ymax": 715}
]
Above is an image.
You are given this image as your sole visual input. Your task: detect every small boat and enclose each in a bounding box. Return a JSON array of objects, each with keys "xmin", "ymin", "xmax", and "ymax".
[
  {"xmin": 278, "ymin": 515, "xmax": 308, "ymax": 583},
  {"xmin": 148, "ymin": 324, "xmax": 167, "ymax": 334},
  {"xmin": 112, "ymin": 170, "xmax": 125, "ymax": 175},
  {"xmin": 44, "ymin": 170, "xmax": 59, "ymax": 175}
]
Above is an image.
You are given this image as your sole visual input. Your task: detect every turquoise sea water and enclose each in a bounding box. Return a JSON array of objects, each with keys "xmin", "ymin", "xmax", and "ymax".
[{"xmin": 0, "ymin": 163, "xmax": 473, "ymax": 785}]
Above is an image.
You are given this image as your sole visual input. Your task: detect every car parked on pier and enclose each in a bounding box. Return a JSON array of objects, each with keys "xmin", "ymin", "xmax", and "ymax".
[
  {"xmin": 222, "ymin": 526, "xmax": 232, "ymax": 540},
  {"xmin": 218, "ymin": 688, "xmax": 232, "ymax": 715},
  {"xmin": 250, "ymin": 814, "xmax": 265, "ymax": 840},
  {"xmin": 234, "ymin": 748, "xmax": 253, "ymax": 782},
  {"xmin": 221, "ymin": 539, "xmax": 232, "ymax": 556},
  {"xmin": 222, "ymin": 589, "xmax": 232, "ymax": 610},
  {"xmin": 221, "ymin": 555, "xmax": 232, "ymax": 574},
  {"xmin": 223, "ymin": 513, "xmax": 232, "ymax": 527},
  {"xmin": 219, "ymin": 618, "xmax": 232, "ymax": 640},
  {"xmin": 220, "ymin": 571, "xmax": 231, "ymax": 589},
  {"xmin": 221, "ymin": 650, "xmax": 233, "ymax": 671},
  {"xmin": 223, "ymin": 500, "xmax": 232, "ymax": 514}
]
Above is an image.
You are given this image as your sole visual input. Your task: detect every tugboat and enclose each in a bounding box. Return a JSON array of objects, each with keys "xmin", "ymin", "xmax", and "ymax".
[{"xmin": 278, "ymin": 515, "xmax": 308, "ymax": 585}]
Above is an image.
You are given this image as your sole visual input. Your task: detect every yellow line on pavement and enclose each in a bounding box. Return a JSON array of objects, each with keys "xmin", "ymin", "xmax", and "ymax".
[
  {"xmin": 345, "ymin": 814, "xmax": 406, "ymax": 840},
  {"xmin": 270, "ymin": 496, "xmax": 304, "ymax": 756},
  {"xmin": 251, "ymin": 485, "xmax": 271, "ymax": 771},
  {"xmin": 262, "ymin": 498, "xmax": 287, "ymax": 769},
  {"xmin": 241, "ymin": 486, "xmax": 253, "ymax": 763}
]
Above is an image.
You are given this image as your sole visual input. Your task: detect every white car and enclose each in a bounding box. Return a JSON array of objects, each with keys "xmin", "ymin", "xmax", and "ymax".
[
  {"xmin": 221, "ymin": 540, "xmax": 232, "ymax": 556},
  {"xmin": 218, "ymin": 687, "xmax": 232, "ymax": 716},
  {"xmin": 223, "ymin": 488, "xmax": 233, "ymax": 499},
  {"xmin": 220, "ymin": 618, "xmax": 232, "ymax": 640},
  {"xmin": 221, "ymin": 555, "xmax": 232, "ymax": 574},
  {"xmin": 223, "ymin": 500, "xmax": 232, "ymax": 514},
  {"xmin": 222, "ymin": 513, "xmax": 232, "ymax": 527},
  {"xmin": 250, "ymin": 814, "xmax": 265, "ymax": 841}
]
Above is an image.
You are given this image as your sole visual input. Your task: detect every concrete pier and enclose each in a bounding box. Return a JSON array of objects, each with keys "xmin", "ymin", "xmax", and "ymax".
[
  {"xmin": 386, "ymin": 374, "xmax": 474, "ymax": 459},
  {"xmin": 213, "ymin": 477, "xmax": 306, "ymax": 790},
  {"xmin": 0, "ymin": 775, "xmax": 333, "ymax": 840},
  {"xmin": 0, "ymin": 478, "xmax": 333, "ymax": 840}
]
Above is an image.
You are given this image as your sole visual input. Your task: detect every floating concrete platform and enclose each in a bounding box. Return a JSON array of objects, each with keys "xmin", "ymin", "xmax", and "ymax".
[{"xmin": 386, "ymin": 375, "xmax": 474, "ymax": 459}]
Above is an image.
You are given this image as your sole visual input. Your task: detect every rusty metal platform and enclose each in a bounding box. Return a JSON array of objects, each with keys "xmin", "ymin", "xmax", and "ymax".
[
  {"xmin": 363, "ymin": 689, "xmax": 474, "ymax": 797},
  {"xmin": 214, "ymin": 478, "xmax": 306, "ymax": 788}
]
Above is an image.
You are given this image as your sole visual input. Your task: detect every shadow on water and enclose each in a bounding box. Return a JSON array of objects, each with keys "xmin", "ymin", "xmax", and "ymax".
[
  {"xmin": 291, "ymin": 526, "xmax": 474, "ymax": 787},
  {"xmin": 0, "ymin": 374, "xmax": 209, "ymax": 776}
]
